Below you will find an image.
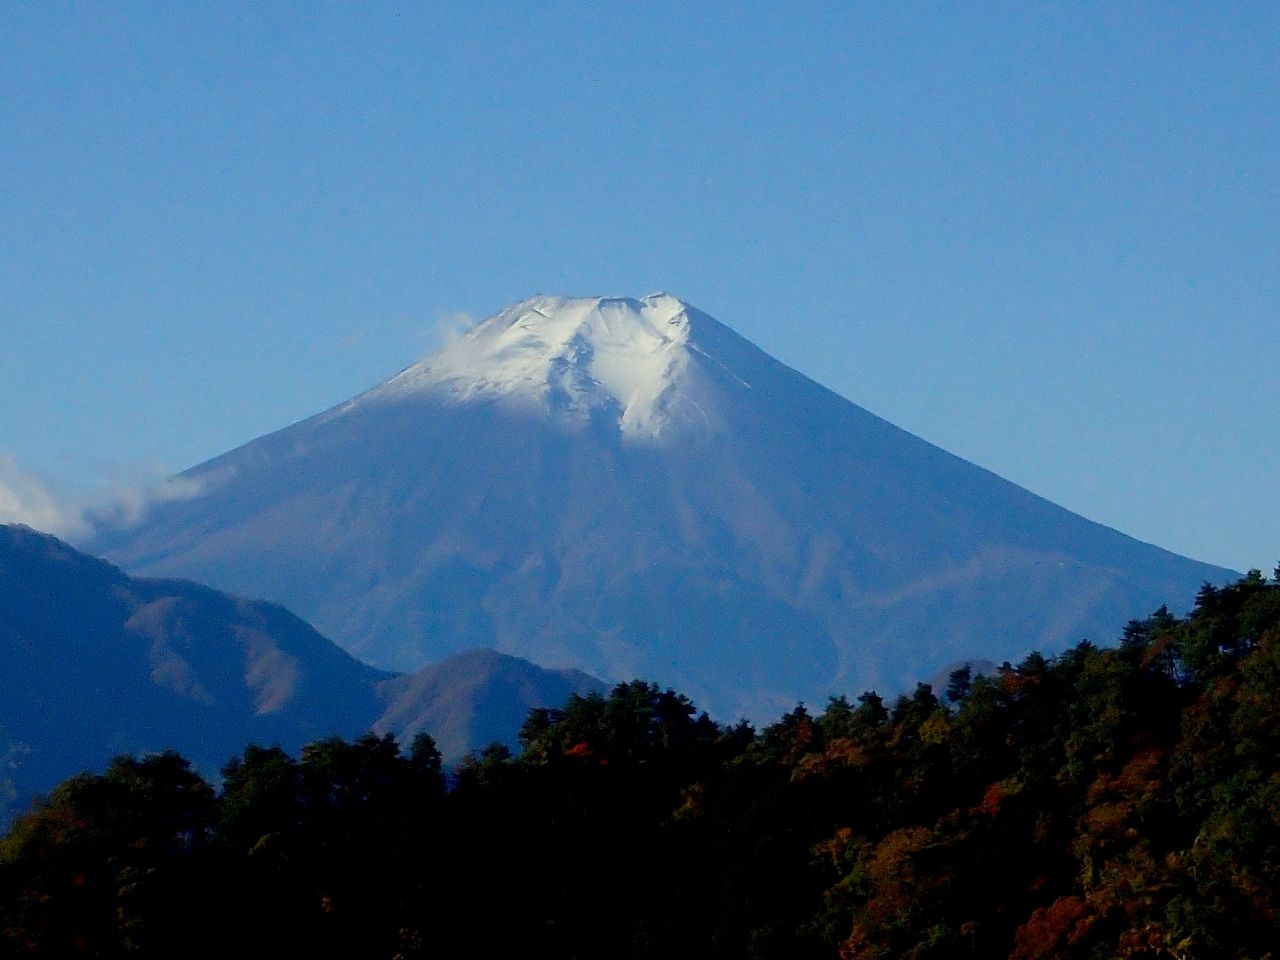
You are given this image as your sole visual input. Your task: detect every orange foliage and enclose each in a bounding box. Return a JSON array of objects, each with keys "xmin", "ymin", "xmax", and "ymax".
[
  {"xmin": 792, "ymin": 737, "xmax": 870, "ymax": 782},
  {"xmin": 1085, "ymin": 748, "xmax": 1164, "ymax": 807},
  {"xmin": 972, "ymin": 778, "xmax": 1017, "ymax": 817},
  {"xmin": 859, "ymin": 826, "xmax": 932, "ymax": 927},
  {"xmin": 813, "ymin": 826, "xmax": 856, "ymax": 869},
  {"xmin": 1010, "ymin": 895, "xmax": 1094, "ymax": 959},
  {"xmin": 1114, "ymin": 923, "xmax": 1171, "ymax": 956}
]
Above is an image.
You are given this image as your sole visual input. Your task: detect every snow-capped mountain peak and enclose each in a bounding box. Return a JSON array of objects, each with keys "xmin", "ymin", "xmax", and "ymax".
[{"xmin": 356, "ymin": 294, "xmax": 722, "ymax": 438}]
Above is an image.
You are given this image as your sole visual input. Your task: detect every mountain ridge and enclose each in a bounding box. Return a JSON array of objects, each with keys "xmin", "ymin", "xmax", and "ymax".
[{"xmin": 0, "ymin": 523, "xmax": 602, "ymax": 818}]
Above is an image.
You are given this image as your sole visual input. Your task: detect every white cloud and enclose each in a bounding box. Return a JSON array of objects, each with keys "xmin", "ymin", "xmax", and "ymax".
[
  {"xmin": 88, "ymin": 473, "xmax": 209, "ymax": 529},
  {"xmin": 0, "ymin": 456, "xmax": 91, "ymax": 541},
  {"xmin": 429, "ymin": 310, "xmax": 476, "ymax": 350},
  {"xmin": 0, "ymin": 455, "xmax": 211, "ymax": 544}
]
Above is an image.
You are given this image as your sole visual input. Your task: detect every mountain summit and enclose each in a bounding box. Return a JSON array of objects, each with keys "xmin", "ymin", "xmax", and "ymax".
[
  {"xmin": 348, "ymin": 294, "xmax": 728, "ymax": 439},
  {"xmin": 96, "ymin": 294, "xmax": 1233, "ymax": 719}
]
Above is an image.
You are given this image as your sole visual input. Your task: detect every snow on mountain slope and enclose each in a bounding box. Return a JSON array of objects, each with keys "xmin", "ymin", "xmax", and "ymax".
[
  {"xmin": 340, "ymin": 293, "xmax": 733, "ymax": 438},
  {"xmin": 94, "ymin": 295, "xmax": 1236, "ymax": 720}
]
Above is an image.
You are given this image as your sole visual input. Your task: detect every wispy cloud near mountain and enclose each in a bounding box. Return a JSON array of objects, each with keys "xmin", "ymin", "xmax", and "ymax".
[
  {"xmin": 0, "ymin": 455, "xmax": 89, "ymax": 540},
  {"xmin": 0, "ymin": 454, "xmax": 207, "ymax": 543}
]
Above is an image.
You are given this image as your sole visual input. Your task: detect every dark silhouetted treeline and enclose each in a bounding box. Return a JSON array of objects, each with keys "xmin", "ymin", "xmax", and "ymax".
[{"xmin": 3, "ymin": 569, "xmax": 1279, "ymax": 958}]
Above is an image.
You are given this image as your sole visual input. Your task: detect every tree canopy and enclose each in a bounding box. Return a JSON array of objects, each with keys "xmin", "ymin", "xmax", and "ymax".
[{"xmin": 3, "ymin": 570, "xmax": 1280, "ymax": 958}]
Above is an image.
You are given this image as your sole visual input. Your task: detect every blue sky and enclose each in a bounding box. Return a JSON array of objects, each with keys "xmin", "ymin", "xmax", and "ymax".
[{"xmin": 1, "ymin": 2, "xmax": 1276, "ymax": 572}]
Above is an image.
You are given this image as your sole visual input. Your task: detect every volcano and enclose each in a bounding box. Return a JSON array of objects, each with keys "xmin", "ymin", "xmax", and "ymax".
[{"xmin": 96, "ymin": 294, "xmax": 1232, "ymax": 718}]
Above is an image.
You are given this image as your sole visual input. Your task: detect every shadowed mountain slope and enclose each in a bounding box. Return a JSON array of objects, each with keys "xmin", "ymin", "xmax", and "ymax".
[
  {"xmin": 0, "ymin": 524, "xmax": 384, "ymax": 813},
  {"xmin": 0, "ymin": 525, "xmax": 602, "ymax": 818}
]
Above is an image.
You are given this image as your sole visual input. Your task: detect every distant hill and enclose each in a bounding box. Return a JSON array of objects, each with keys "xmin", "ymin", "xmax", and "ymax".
[
  {"xmin": 0, "ymin": 524, "xmax": 601, "ymax": 819},
  {"xmin": 96, "ymin": 294, "xmax": 1236, "ymax": 719},
  {"xmin": 374, "ymin": 648, "xmax": 603, "ymax": 761}
]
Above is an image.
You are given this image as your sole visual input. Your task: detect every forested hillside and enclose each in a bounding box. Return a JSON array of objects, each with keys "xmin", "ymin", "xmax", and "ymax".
[{"xmin": 3, "ymin": 569, "xmax": 1278, "ymax": 959}]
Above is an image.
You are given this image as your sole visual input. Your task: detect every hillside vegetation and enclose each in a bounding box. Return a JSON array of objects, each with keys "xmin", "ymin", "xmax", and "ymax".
[{"xmin": 3, "ymin": 569, "xmax": 1278, "ymax": 958}]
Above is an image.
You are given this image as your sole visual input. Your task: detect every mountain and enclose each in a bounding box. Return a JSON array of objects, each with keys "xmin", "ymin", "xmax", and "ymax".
[
  {"xmin": 0, "ymin": 523, "xmax": 382, "ymax": 817},
  {"xmin": 95, "ymin": 294, "xmax": 1234, "ymax": 719},
  {"xmin": 0, "ymin": 524, "xmax": 603, "ymax": 818},
  {"xmin": 374, "ymin": 648, "xmax": 604, "ymax": 762}
]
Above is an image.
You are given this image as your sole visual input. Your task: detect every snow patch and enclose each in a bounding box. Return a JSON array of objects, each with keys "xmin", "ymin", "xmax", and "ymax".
[{"xmin": 353, "ymin": 294, "xmax": 724, "ymax": 439}]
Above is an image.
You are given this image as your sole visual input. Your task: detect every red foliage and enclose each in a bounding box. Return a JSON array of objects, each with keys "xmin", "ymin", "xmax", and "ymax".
[
  {"xmin": 973, "ymin": 780, "xmax": 1011, "ymax": 817},
  {"xmin": 1010, "ymin": 896, "xmax": 1093, "ymax": 959}
]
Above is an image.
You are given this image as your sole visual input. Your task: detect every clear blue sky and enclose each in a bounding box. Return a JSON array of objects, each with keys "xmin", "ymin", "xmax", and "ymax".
[{"xmin": 1, "ymin": 2, "xmax": 1276, "ymax": 572}]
